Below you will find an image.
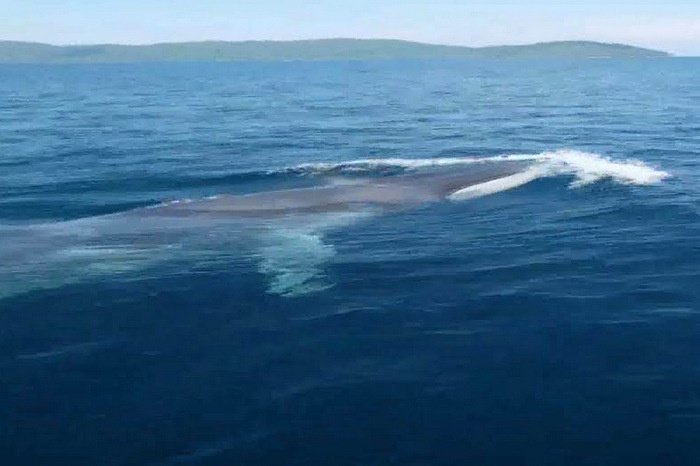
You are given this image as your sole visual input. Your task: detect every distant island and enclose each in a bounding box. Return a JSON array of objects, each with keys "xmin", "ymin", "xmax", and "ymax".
[{"xmin": 0, "ymin": 39, "xmax": 670, "ymax": 63}]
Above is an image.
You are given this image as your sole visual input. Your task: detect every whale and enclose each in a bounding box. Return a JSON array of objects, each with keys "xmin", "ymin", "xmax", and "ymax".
[
  {"xmin": 0, "ymin": 160, "xmax": 537, "ymax": 300},
  {"xmin": 135, "ymin": 160, "xmax": 533, "ymax": 218}
]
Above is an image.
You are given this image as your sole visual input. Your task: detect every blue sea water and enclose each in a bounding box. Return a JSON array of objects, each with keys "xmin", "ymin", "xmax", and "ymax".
[{"xmin": 1, "ymin": 59, "xmax": 699, "ymax": 465}]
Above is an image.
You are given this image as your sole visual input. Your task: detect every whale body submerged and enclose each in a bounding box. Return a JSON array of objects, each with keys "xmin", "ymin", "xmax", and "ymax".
[
  {"xmin": 0, "ymin": 160, "xmax": 535, "ymax": 299},
  {"xmin": 136, "ymin": 160, "xmax": 532, "ymax": 218}
]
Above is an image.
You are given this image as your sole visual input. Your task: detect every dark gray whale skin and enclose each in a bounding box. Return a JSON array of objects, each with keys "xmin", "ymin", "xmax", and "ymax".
[{"xmin": 139, "ymin": 161, "xmax": 531, "ymax": 218}]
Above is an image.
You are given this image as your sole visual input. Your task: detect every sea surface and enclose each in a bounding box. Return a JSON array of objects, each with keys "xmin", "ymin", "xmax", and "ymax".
[{"xmin": 1, "ymin": 59, "xmax": 699, "ymax": 465}]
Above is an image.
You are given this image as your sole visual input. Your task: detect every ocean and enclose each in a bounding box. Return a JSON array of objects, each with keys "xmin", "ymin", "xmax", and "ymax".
[{"xmin": 1, "ymin": 58, "xmax": 699, "ymax": 465}]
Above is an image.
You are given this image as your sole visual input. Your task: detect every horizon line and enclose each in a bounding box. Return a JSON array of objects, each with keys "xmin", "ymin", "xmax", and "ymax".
[{"xmin": 0, "ymin": 37, "xmax": 674, "ymax": 54}]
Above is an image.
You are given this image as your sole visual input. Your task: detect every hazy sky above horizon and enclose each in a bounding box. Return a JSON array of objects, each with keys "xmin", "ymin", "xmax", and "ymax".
[{"xmin": 2, "ymin": 0, "xmax": 699, "ymax": 55}]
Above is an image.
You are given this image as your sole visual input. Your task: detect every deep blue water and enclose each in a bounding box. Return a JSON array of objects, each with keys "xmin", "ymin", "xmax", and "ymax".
[{"xmin": 1, "ymin": 59, "xmax": 699, "ymax": 465}]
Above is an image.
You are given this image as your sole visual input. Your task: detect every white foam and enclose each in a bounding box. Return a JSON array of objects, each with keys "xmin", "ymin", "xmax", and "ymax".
[
  {"xmin": 293, "ymin": 156, "xmax": 481, "ymax": 172},
  {"xmin": 292, "ymin": 149, "xmax": 669, "ymax": 188},
  {"xmin": 528, "ymin": 150, "xmax": 670, "ymax": 187}
]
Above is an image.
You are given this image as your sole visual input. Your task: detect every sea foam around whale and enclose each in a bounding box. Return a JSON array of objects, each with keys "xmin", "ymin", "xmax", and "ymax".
[{"xmin": 289, "ymin": 149, "xmax": 669, "ymax": 188}]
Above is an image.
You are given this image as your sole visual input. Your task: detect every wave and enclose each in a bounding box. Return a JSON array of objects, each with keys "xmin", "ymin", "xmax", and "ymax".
[
  {"xmin": 524, "ymin": 150, "xmax": 670, "ymax": 187},
  {"xmin": 286, "ymin": 150, "xmax": 670, "ymax": 188}
]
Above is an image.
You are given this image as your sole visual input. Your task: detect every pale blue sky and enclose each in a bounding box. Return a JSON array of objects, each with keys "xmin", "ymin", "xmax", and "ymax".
[{"xmin": 2, "ymin": 0, "xmax": 699, "ymax": 54}]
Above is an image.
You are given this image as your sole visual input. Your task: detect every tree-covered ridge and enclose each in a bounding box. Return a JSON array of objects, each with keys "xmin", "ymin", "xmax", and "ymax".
[{"xmin": 0, "ymin": 39, "xmax": 670, "ymax": 63}]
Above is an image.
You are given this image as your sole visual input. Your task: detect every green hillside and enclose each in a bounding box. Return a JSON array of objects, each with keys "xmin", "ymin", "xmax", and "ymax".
[{"xmin": 0, "ymin": 39, "xmax": 670, "ymax": 63}]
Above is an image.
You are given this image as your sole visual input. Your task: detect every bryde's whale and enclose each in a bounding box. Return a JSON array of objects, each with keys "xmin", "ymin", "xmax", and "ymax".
[
  {"xmin": 0, "ymin": 160, "xmax": 537, "ymax": 299},
  {"xmin": 138, "ymin": 160, "xmax": 533, "ymax": 217}
]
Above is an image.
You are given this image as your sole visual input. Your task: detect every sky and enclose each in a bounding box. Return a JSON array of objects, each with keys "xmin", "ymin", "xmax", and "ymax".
[{"xmin": 1, "ymin": 0, "xmax": 699, "ymax": 55}]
